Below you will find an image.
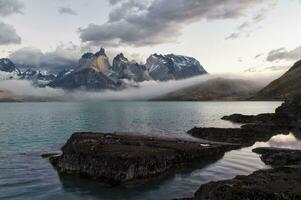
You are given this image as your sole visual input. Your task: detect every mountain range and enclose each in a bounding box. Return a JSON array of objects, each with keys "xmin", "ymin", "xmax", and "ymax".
[
  {"xmin": 1, "ymin": 47, "xmax": 300, "ymax": 101},
  {"xmin": 157, "ymin": 59, "xmax": 301, "ymax": 101},
  {"xmin": 0, "ymin": 48, "xmax": 207, "ymax": 90}
]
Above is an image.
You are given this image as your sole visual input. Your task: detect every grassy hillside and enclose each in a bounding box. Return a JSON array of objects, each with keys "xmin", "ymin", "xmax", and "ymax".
[
  {"xmin": 253, "ymin": 60, "xmax": 301, "ymax": 100},
  {"xmin": 155, "ymin": 78, "xmax": 262, "ymax": 101}
]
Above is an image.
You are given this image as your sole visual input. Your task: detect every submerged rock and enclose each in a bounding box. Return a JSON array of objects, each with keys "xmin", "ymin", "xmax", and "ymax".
[
  {"xmin": 180, "ymin": 165, "xmax": 301, "ymax": 200},
  {"xmin": 253, "ymin": 147, "xmax": 301, "ymax": 166},
  {"xmin": 50, "ymin": 132, "xmax": 234, "ymax": 185}
]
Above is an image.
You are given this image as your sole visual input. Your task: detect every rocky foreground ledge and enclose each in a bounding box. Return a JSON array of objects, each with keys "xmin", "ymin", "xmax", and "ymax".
[
  {"xmin": 180, "ymin": 147, "xmax": 301, "ymax": 200},
  {"xmin": 178, "ymin": 165, "xmax": 301, "ymax": 200},
  {"xmin": 49, "ymin": 132, "xmax": 236, "ymax": 185}
]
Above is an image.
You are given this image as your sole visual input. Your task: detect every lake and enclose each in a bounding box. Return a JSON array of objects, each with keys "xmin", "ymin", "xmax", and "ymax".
[{"xmin": 1, "ymin": 101, "xmax": 301, "ymax": 200}]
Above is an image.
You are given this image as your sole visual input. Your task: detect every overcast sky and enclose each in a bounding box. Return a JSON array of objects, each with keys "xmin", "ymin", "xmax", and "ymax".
[{"xmin": 0, "ymin": 0, "xmax": 301, "ymax": 73}]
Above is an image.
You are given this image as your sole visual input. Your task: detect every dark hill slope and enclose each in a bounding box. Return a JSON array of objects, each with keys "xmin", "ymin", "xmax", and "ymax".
[
  {"xmin": 156, "ymin": 78, "xmax": 261, "ymax": 101},
  {"xmin": 253, "ymin": 60, "xmax": 301, "ymax": 100}
]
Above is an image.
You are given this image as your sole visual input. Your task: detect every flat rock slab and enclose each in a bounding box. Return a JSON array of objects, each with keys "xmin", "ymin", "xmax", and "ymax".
[
  {"xmin": 50, "ymin": 132, "xmax": 235, "ymax": 185},
  {"xmin": 187, "ymin": 127, "xmax": 278, "ymax": 146},
  {"xmin": 253, "ymin": 147, "xmax": 301, "ymax": 166},
  {"xmin": 180, "ymin": 165, "xmax": 301, "ymax": 200},
  {"xmin": 222, "ymin": 113, "xmax": 275, "ymax": 124}
]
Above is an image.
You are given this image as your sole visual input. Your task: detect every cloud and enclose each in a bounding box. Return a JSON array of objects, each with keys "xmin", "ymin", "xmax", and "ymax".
[
  {"xmin": 9, "ymin": 43, "xmax": 81, "ymax": 72},
  {"xmin": 79, "ymin": 0, "xmax": 264, "ymax": 47},
  {"xmin": 225, "ymin": 0, "xmax": 276, "ymax": 40},
  {"xmin": 0, "ymin": 21, "xmax": 21, "ymax": 45},
  {"xmin": 108, "ymin": 0, "xmax": 125, "ymax": 5},
  {"xmin": 58, "ymin": 6, "xmax": 77, "ymax": 15},
  {"xmin": 0, "ymin": 80, "xmax": 65, "ymax": 98},
  {"xmin": 0, "ymin": 0, "xmax": 24, "ymax": 17},
  {"xmin": 225, "ymin": 32, "xmax": 241, "ymax": 40},
  {"xmin": 244, "ymin": 65, "xmax": 289, "ymax": 74},
  {"xmin": 266, "ymin": 46, "xmax": 301, "ymax": 62},
  {"xmin": 255, "ymin": 53, "xmax": 263, "ymax": 59},
  {"xmin": 0, "ymin": 72, "xmax": 278, "ymax": 102}
]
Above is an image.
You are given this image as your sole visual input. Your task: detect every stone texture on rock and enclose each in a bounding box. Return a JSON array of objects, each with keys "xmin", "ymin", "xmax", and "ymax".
[
  {"xmin": 179, "ymin": 166, "xmax": 301, "ymax": 200},
  {"xmin": 253, "ymin": 147, "xmax": 301, "ymax": 166},
  {"xmin": 50, "ymin": 132, "xmax": 234, "ymax": 185}
]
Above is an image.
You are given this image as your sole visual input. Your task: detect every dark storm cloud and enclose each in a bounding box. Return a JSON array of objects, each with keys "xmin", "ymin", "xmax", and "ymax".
[
  {"xmin": 0, "ymin": 0, "xmax": 24, "ymax": 17},
  {"xmin": 0, "ymin": 22, "xmax": 21, "ymax": 45},
  {"xmin": 58, "ymin": 7, "xmax": 77, "ymax": 15},
  {"xmin": 267, "ymin": 46, "xmax": 301, "ymax": 62},
  {"xmin": 79, "ymin": 0, "xmax": 263, "ymax": 47}
]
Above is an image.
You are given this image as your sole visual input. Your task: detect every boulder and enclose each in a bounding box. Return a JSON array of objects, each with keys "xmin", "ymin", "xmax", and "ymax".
[{"xmin": 50, "ymin": 132, "xmax": 235, "ymax": 185}]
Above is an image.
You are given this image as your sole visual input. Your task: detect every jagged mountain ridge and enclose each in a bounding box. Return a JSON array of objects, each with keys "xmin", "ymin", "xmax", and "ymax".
[
  {"xmin": 49, "ymin": 48, "xmax": 207, "ymax": 90},
  {"xmin": 0, "ymin": 58, "xmax": 21, "ymax": 80},
  {"xmin": 146, "ymin": 54, "xmax": 206, "ymax": 81},
  {"xmin": 111, "ymin": 53, "xmax": 151, "ymax": 82},
  {"xmin": 0, "ymin": 48, "xmax": 207, "ymax": 90},
  {"xmin": 0, "ymin": 58, "xmax": 57, "ymax": 85}
]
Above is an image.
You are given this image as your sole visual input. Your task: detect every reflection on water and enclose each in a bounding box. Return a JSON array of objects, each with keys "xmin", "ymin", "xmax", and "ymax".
[
  {"xmin": 54, "ymin": 132, "xmax": 301, "ymax": 200},
  {"xmin": 266, "ymin": 132, "xmax": 301, "ymax": 150},
  {"xmin": 2, "ymin": 101, "xmax": 298, "ymax": 200}
]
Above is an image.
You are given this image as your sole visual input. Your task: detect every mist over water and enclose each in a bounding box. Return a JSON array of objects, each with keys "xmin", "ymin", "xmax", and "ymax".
[{"xmin": 0, "ymin": 71, "xmax": 283, "ymax": 101}]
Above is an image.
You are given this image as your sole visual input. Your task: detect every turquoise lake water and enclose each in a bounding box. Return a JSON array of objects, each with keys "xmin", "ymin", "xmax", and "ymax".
[{"xmin": 1, "ymin": 101, "xmax": 301, "ymax": 200}]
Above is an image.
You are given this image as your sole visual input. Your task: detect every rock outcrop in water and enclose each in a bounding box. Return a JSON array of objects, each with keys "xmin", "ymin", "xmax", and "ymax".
[
  {"xmin": 180, "ymin": 99, "xmax": 301, "ymax": 200},
  {"xmin": 187, "ymin": 127, "xmax": 284, "ymax": 146},
  {"xmin": 253, "ymin": 147, "xmax": 301, "ymax": 166},
  {"xmin": 222, "ymin": 99, "xmax": 301, "ymax": 129},
  {"xmin": 49, "ymin": 132, "xmax": 234, "ymax": 185},
  {"xmin": 187, "ymin": 100, "xmax": 301, "ymax": 146},
  {"xmin": 182, "ymin": 146, "xmax": 301, "ymax": 200}
]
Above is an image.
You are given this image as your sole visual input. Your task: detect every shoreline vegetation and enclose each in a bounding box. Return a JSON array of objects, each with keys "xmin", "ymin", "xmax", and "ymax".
[{"xmin": 44, "ymin": 99, "xmax": 301, "ymax": 199}]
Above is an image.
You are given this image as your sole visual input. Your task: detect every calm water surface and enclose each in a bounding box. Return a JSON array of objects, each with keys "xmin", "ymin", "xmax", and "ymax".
[{"xmin": 0, "ymin": 101, "xmax": 300, "ymax": 200}]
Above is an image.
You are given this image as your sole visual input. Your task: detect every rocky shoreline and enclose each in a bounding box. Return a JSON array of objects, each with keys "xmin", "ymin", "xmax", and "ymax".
[
  {"xmin": 178, "ymin": 165, "xmax": 301, "ymax": 200},
  {"xmin": 46, "ymin": 99, "xmax": 301, "ymax": 198},
  {"xmin": 182, "ymin": 147, "xmax": 301, "ymax": 200}
]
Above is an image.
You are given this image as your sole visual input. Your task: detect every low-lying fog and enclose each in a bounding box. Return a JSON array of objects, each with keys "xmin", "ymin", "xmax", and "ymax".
[{"xmin": 0, "ymin": 71, "xmax": 284, "ymax": 101}]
